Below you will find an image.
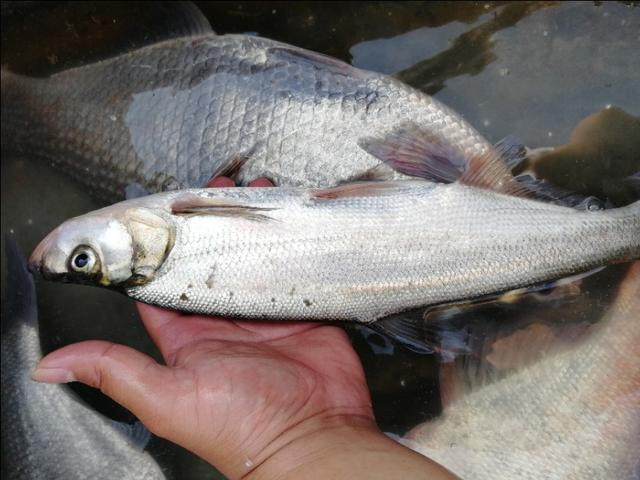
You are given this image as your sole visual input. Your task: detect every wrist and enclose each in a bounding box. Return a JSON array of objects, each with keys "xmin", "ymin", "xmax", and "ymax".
[
  {"xmin": 241, "ymin": 413, "xmax": 458, "ymax": 480},
  {"xmin": 244, "ymin": 412, "xmax": 378, "ymax": 480}
]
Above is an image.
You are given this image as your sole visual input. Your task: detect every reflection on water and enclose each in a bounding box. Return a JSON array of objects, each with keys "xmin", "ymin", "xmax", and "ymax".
[
  {"xmin": 526, "ymin": 106, "xmax": 640, "ymax": 206},
  {"xmin": 394, "ymin": 2, "xmax": 555, "ymax": 94},
  {"xmin": 1, "ymin": 2, "xmax": 638, "ymax": 479}
]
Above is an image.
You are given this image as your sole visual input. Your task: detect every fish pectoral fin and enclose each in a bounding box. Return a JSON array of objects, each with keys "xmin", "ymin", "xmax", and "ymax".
[
  {"xmin": 358, "ymin": 122, "xmax": 531, "ymax": 197},
  {"xmin": 207, "ymin": 144, "xmax": 263, "ymax": 184},
  {"xmin": 370, "ymin": 311, "xmax": 437, "ymax": 355},
  {"xmin": 108, "ymin": 420, "xmax": 152, "ymax": 450},
  {"xmin": 171, "ymin": 193, "xmax": 277, "ymax": 222}
]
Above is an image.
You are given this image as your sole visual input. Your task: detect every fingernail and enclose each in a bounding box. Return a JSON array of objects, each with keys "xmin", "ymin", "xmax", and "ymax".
[{"xmin": 31, "ymin": 367, "xmax": 76, "ymax": 383}]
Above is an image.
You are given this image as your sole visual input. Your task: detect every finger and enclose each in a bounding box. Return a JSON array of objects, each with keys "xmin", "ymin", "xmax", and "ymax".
[
  {"xmin": 207, "ymin": 176, "xmax": 235, "ymax": 188},
  {"xmin": 32, "ymin": 340, "xmax": 171, "ymax": 429},
  {"xmin": 248, "ymin": 178, "xmax": 274, "ymax": 187}
]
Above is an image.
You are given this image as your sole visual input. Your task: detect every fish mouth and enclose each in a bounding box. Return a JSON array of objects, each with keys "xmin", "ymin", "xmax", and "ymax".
[
  {"xmin": 28, "ymin": 227, "xmax": 61, "ymax": 278},
  {"xmin": 27, "ymin": 244, "xmax": 46, "ymax": 277}
]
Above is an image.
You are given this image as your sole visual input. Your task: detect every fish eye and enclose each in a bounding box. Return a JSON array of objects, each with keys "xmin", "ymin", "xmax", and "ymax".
[{"xmin": 69, "ymin": 247, "xmax": 97, "ymax": 273}]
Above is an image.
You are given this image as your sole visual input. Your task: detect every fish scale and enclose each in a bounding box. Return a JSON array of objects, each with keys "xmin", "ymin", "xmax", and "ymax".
[
  {"xmin": 1, "ymin": 34, "xmax": 490, "ymax": 201},
  {"xmin": 95, "ymin": 183, "xmax": 640, "ymax": 322}
]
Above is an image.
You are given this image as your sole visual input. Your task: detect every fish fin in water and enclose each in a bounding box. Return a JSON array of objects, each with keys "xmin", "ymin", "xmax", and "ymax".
[
  {"xmin": 358, "ymin": 121, "xmax": 528, "ymax": 197},
  {"xmin": 514, "ymin": 174, "xmax": 606, "ymax": 210},
  {"xmin": 359, "ymin": 122, "xmax": 609, "ymax": 208},
  {"xmin": 359, "ymin": 122, "xmax": 468, "ymax": 183},
  {"xmin": 108, "ymin": 420, "xmax": 153, "ymax": 450},
  {"xmin": 171, "ymin": 193, "xmax": 277, "ymax": 222},
  {"xmin": 370, "ymin": 268, "xmax": 599, "ymax": 362},
  {"xmin": 142, "ymin": 1, "xmax": 214, "ymax": 40}
]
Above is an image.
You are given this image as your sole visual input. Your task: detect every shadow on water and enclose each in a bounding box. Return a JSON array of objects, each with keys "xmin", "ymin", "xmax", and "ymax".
[
  {"xmin": 525, "ymin": 107, "xmax": 640, "ymax": 205},
  {"xmin": 395, "ymin": 2, "xmax": 556, "ymax": 95},
  {"xmin": 1, "ymin": 1, "xmax": 639, "ymax": 478}
]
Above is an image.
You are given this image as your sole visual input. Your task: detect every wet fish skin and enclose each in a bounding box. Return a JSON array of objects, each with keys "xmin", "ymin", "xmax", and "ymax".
[
  {"xmin": 1, "ymin": 34, "xmax": 490, "ymax": 200},
  {"xmin": 28, "ymin": 182, "xmax": 640, "ymax": 323},
  {"xmin": 404, "ymin": 262, "xmax": 640, "ymax": 480},
  {"xmin": 1, "ymin": 242, "xmax": 165, "ymax": 480}
]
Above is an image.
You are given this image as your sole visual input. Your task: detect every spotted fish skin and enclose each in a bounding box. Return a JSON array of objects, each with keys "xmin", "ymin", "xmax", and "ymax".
[{"xmin": 1, "ymin": 34, "xmax": 490, "ymax": 200}]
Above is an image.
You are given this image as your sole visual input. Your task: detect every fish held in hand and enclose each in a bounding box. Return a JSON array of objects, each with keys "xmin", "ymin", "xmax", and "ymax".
[{"xmin": 29, "ymin": 131, "xmax": 640, "ymax": 330}]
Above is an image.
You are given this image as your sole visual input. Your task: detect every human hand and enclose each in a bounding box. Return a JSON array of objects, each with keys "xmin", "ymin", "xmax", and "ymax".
[{"xmin": 32, "ymin": 178, "xmax": 458, "ymax": 480}]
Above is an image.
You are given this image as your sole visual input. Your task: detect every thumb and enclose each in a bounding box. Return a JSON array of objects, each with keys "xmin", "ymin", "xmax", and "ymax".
[{"xmin": 32, "ymin": 340, "xmax": 171, "ymax": 430}]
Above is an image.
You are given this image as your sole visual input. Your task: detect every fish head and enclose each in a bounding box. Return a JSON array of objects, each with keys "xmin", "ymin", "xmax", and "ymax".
[{"xmin": 29, "ymin": 205, "xmax": 174, "ymax": 289}]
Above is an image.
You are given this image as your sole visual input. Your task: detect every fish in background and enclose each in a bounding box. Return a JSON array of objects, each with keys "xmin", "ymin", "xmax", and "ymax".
[
  {"xmin": 1, "ymin": 6, "xmax": 492, "ymax": 201},
  {"xmin": 403, "ymin": 261, "xmax": 640, "ymax": 480},
  {"xmin": 0, "ymin": 239, "xmax": 166, "ymax": 480}
]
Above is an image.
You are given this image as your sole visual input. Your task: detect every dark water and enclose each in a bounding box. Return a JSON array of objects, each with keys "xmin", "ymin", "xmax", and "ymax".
[{"xmin": 1, "ymin": 2, "xmax": 639, "ymax": 479}]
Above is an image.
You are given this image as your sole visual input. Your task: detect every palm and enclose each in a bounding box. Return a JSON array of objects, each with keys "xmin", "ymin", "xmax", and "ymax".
[{"xmin": 136, "ymin": 303, "xmax": 374, "ymax": 466}]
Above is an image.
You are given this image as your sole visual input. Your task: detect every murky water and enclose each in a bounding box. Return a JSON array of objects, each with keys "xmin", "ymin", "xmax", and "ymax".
[{"xmin": 2, "ymin": 2, "xmax": 638, "ymax": 479}]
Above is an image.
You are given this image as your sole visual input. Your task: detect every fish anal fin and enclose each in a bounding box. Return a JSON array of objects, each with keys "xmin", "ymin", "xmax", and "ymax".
[{"xmin": 171, "ymin": 193, "xmax": 277, "ymax": 222}]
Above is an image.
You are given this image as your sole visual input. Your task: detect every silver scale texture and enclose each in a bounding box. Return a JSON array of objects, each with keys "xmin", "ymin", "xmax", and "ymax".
[
  {"xmin": 1, "ymin": 34, "xmax": 490, "ymax": 200},
  {"xmin": 126, "ymin": 184, "xmax": 640, "ymax": 322}
]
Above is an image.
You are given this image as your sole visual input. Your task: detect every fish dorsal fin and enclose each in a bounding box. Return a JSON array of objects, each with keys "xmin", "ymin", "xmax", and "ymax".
[
  {"xmin": 141, "ymin": 1, "xmax": 214, "ymax": 40},
  {"xmin": 268, "ymin": 46, "xmax": 371, "ymax": 79},
  {"xmin": 358, "ymin": 122, "xmax": 531, "ymax": 197},
  {"xmin": 170, "ymin": 193, "xmax": 277, "ymax": 222},
  {"xmin": 311, "ymin": 181, "xmax": 411, "ymax": 200}
]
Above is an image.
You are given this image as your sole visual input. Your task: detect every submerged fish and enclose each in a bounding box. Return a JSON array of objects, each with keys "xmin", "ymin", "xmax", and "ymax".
[
  {"xmin": 1, "ymin": 32, "xmax": 491, "ymax": 200},
  {"xmin": 27, "ymin": 131, "xmax": 640, "ymax": 340},
  {"xmin": 1, "ymin": 240, "xmax": 165, "ymax": 480},
  {"xmin": 403, "ymin": 261, "xmax": 640, "ymax": 479}
]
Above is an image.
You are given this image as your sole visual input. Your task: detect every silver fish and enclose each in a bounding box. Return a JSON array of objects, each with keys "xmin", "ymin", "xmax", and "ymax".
[
  {"xmin": 27, "ymin": 143, "xmax": 640, "ymax": 327},
  {"xmin": 1, "ymin": 33, "xmax": 490, "ymax": 200},
  {"xmin": 403, "ymin": 261, "xmax": 640, "ymax": 480},
  {"xmin": 1, "ymin": 240, "xmax": 165, "ymax": 480}
]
